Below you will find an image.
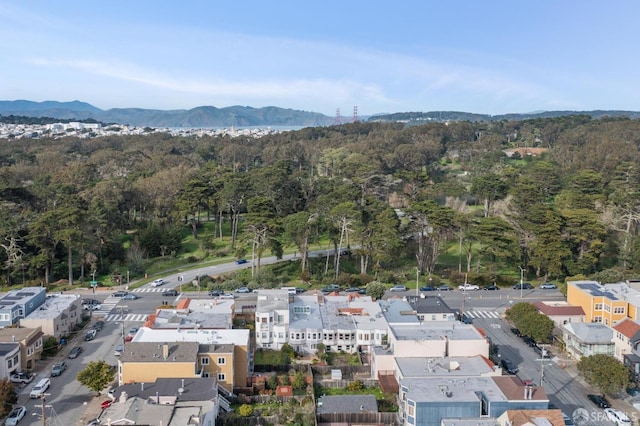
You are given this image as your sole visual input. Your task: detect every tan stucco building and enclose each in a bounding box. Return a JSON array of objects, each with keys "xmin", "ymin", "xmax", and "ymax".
[{"xmin": 0, "ymin": 327, "xmax": 44, "ymax": 371}]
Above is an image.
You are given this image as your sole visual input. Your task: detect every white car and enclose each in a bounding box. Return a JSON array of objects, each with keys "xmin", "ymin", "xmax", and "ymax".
[
  {"xmin": 114, "ymin": 344, "xmax": 124, "ymax": 356},
  {"xmin": 605, "ymin": 408, "xmax": 632, "ymax": 425},
  {"xmin": 389, "ymin": 285, "xmax": 407, "ymax": 292},
  {"xmin": 5, "ymin": 405, "xmax": 26, "ymax": 425},
  {"xmin": 151, "ymin": 279, "xmax": 165, "ymax": 287},
  {"xmin": 458, "ymin": 283, "xmax": 480, "ymax": 291}
]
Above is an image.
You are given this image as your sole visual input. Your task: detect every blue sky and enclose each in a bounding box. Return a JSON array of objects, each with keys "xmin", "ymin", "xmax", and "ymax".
[{"xmin": 1, "ymin": 1, "xmax": 639, "ymax": 116}]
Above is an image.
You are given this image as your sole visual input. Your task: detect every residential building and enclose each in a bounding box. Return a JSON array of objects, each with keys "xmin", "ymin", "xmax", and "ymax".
[
  {"xmin": 0, "ymin": 287, "xmax": 46, "ymax": 327},
  {"xmin": 372, "ymin": 322, "xmax": 490, "ymax": 378},
  {"xmin": 144, "ymin": 297, "xmax": 234, "ymax": 330},
  {"xmin": 496, "ymin": 409, "xmax": 566, "ymax": 426},
  {"xmin": 532, "ymin": 301, "xmax": 585, "ymax": 327},
  {"xmin": 394, "ymin": 355, "xmax": 500, "ymax": 382},
  {"xmin": 0, "ymin": 343, "xmax": 21, "ymax": 379},
  {"xmin": 566, "ymin": 280, "xmax": 636, "ymax": 325},
  {"xmin": 129, "ymin": 327, "xmax": 251, "ymax": 391},
  {"xmin": 103, "ymin": 377, "xmax": 220, "ymax": 425},
  {"xmin": 0, "ymin": 327, "xmax": 44, "ymax": 371},
  {"xmin": 613, "ymin": 318, "xmax": 640, "ymax": 361},
  {"xmin": 563, "ymin": 322, "xmax": 614, "ymax": 359},
  {"xmin": 399, "ymin": 376, "xmax": 548, "ymax": 426},
  {"xmin": 20, "ymin": 294, "xmax": 82, "ymax": 340},
  {"xmin": 255, "ymin": 290, "xmax": 388, "ymax": 355},
  {"xmin": 317, "ymin": 395, "xmax": 378, "ymax": 414},
  {"xmin": 405, "ymin": 295, "xmax": 457, "ymax": 322}
]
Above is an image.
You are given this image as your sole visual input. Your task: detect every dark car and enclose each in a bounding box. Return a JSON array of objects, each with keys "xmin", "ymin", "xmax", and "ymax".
[
  {"xmin": 93, "ymin": 320, "xmax": 105, "ymax": 331},
  {"xmin": 295, "ymin": 287, "xmax": 305, "ymax": 294},
  {"xmin": 483, "ymin": 284, "xmax": 499, "ymax": 291},
  {"xmin": 510, "ymin": 328, "xmax": 522, "ymax": 337},
  {"xmin": 344, "ymin": 287, "xmax": 364, "ymax": 294},
  {"xmin": 460, "ymin": 313, "xmax": 473, "ymax": 324},
  {"xmin": 163, "ymin": 289, "xmax": 178, "ymax": 297},
  {"xmin": 500, "ymin": 359, "xmax": 519, "ymax": 374},
  {"xmin": 587, "ymin": 394, "xmax": 610, "ymax": 408},
  {"xmin": 236, "ymin": 259, "xmax": 249, "ymax": 265},
  {"xmin": 513, "ymin": 282, "xmax": 534, "ymax": 290},
  {"xmin": 522, "ymin": 336, "xmax": 537, "ymax": 347},
  {"xmin": 419, "ymin": 286, "xmax": 435, "ymax": 292},
  {"xmin": 437, "ymin": 285, "xmax": 453, "ymax": 292},
  {"xmin": 112, "ymin": 290, "xmax": 128, "ymax": 298},
  {"xmin": 68, "ymin": 346, "xmax": 83, "ymax": 359},
  {"xmin": 208, "ymin": 289, "xmax": 223, "ymax": 297}
]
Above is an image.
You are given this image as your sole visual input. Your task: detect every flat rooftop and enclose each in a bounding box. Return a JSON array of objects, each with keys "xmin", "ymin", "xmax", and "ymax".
[
  {"xmin": 390, "ymin": 322, "xmax": 484, "ymax": 341},
  {"xmin": 396, "ymin": 355, "xmax": 497, "ymax": 379},
  {"xmin": 132, "ymin": 327, "xmax": 250, "ymax": 346},
  {"xmin": 23, "ymin": 294, "xmax": 80, "ymax": 319}
]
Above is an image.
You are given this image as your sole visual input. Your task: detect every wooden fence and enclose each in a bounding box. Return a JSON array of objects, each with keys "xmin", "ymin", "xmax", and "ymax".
[{"xmin": 317, "ymin": 411, "xmax": 399, "ymax": 425}]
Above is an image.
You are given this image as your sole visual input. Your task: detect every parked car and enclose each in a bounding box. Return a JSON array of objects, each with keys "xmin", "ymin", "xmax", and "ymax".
[
  {"xmin": 419, "ymin": 285, "xmax": 435, "ymax": 292},
  {"xmin": 151, "ymin": 278, "xmax": 165, "ymax": 287},
  {"xmin": 605, "ymin": 408, "xmax": 632, "ymax": 425},
  {"xmin": 587, "ymin": 394, "xmax": 610, "ymax": 408},
  {"xmin": 114, "ymin": 344, "xmax": 125, "ymax": 356},
  {"xmin": 68, "ymin": 346, "xmax": 83, "ymax": 359},
  {"xmin": 82, "ymin": 299, "xmax": 101, "ymax": 310},
  {"xmin": 93, "ymin": 320, "xmax": 105, "ymax": 331},
  {"xmin": 112, "ymin": 290, "xmax": 128, "ymax": 298},
  {"xmin": 540, "ymin": 282, "xmax": 557, "ymax": 289},
  {"xmin": 458, "ymin": 283, "xmax": 480, "ymax": 291},
  {"xmin": 84, "ymin": 303, "xmax": 101, "ymax": 311},
  {"xmin": 513, "ymin": 282, "xmax": 534, "ymax": 290},
  {"xmin": 51, "ymin": 361, "xmax": 67, "ymax": 377},
  {"xmin": 122, "ymin": 293, "xmax": 138, "ymax": 300},
  {"xmin": 235, "ymin": 287, "xmax": 251, "ymax": 293},
  {"xmin": 510, "ymin": 328, "xmax": 522, "ymax": 337},
  {"xmin": 321, "ymin": 284, "xmax": 341, "ymax": 293},
  {"xmin": 10, "ymin": 372, "xmax": 34, "ymax": 384},
  {"xmin": 235, "ymin": 259, "xmax": 249, "ymax": 265},
  {"xmin": 344, "ymin": 287, "xmax": 366, "ymax": 294},
  {"xmin": 460, "ymin": 313, "xmax": 473, "ymax": 324},
  {"xmin": 5, "ymin": 405, "xmax": 26, "ymax": 426},
  {"xmin": 483, "ymin": 284, "xmax": 499, "ymax": 291},
  {"xmin": 437, "ymin": 285, "xmax": 453, "ymax": 292},
  {"xmin": 218, "ymin": 293, "xmax": 235, "ymax": 299},
  {"xmin": 208, "ymin": 289, "xmax": 223, "ymax": 297},
  {"xmin": 295, "ymin": 287, "xmax": 306, "ymax": 294},
  {"xmin": 101, "ymin": 400, "xmax": 113, "ymax": 409},
  {"xmin": 390, "ymin": 285, "xmax": 408, "ymax": 292},
  {"xmin": 500, "ymin": 359, "xmax": 519, "ymax": 375},
  {"xmin": 522, "ymin": 336, "xmax": 537, "ymax": 347},
  {"xmin": 163, "ymin": 289, "xmax": 178, "ymax": 297}
]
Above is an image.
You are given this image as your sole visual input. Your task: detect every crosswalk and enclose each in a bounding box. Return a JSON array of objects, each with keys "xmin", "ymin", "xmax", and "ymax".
[
  {"xmin": 103, "ymin": 313, "xmax": 148, "ymax": 322},
  {"xmin": 131, "ymin": 287, "xmax": 171, "ymax": 293},
  {"xmin": 462, "ymin": 310, "xmax": 502, "ymax": 319},
  {"xmin": 89, "ymin": 296, "xmax": 120, "ymax": 316}
]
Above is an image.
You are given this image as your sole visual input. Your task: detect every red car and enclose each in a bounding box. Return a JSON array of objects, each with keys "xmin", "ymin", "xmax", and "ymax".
[{"xmin": 101, "ymin": 400, "xmax": 112, "ymax": 409}]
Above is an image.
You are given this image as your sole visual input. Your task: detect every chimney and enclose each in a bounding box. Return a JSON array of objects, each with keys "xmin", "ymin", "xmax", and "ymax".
[
  {"xmin": 141, "ymin": 382, "xmax": 144, "ymax": 391},
  {"xmin": 162, "ymin": 343, "xmax": 169, "ymax": 359}
]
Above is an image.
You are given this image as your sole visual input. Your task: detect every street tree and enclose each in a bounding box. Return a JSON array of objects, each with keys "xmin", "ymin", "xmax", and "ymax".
[
  {"xmin": 77, "ymin": 361, "xmax": 114, "ymax": 395},
  {"xmin": 366, "ymin": 281, "xmax": 386, "ymax": 300},
  {"xmin": 577, "ymin": 354, "xmax": 630, "ymax": 396}
]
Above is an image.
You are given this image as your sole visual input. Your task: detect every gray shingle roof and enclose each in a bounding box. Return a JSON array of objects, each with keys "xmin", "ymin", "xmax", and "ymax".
[{"xmin": 317, "ymin": 395, "xmax": 378, "ymax": 414}]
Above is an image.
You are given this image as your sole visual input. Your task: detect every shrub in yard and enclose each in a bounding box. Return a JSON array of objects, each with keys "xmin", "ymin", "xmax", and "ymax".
[{"xmin": 238, "ymin": 404, "xmax": 253, "ymax": 417}]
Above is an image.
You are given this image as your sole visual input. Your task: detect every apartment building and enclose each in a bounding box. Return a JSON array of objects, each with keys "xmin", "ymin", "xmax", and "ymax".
[
  {"xmin": 567, "ymin": 280, "xmax": 638, "ymax": 325},
  {"xmin": 0, "ymin": 287, "xmax": 47, "ymax": 327}
]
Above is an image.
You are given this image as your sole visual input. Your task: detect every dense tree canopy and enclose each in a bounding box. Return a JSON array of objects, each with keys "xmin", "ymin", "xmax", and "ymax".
[{"xmin": 0, "ymin": 116, "xmax": 640, "ymax": 286}]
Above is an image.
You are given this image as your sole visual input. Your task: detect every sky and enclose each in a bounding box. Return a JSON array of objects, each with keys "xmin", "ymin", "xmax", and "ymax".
[{"xmin": 1, "ymin": 1, "xmax": 640, "ymax": 117}]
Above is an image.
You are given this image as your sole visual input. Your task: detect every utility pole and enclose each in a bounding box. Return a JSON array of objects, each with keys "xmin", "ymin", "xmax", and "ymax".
[
  {"xmin": 120, "ymin": 305, "xmax": 128, "ymax": 346},
  {"xmin": 37, "ymin": 393, "xmax": 50, "ymax": 426}
]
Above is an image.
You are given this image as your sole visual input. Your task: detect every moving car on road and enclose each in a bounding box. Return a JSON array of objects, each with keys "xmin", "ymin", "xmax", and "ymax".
[
  {"xmin": 235, "ymin": 259, "xmax": 248, "ymax": 265},
  {"xmin": 513, "ymin": 282, "xmax": 534, "ymax": 290},
  {"xmin": 235, "ymin": 287, "xmax": 251, "ymax": 293},
  {"xmin": 483, "ymin": 284, "xmax": 499, "ymax": 291},
  {"xmin": 151, "ymin": 279, "xmax": 165, "ymax": 287},
  {"xmin": 163, "ymin": 289, "xmax": 178, "ymax": 297},
  {"xmin": 112, "ymin": 290, "xmax": 128, "ymax": 298},
  {"xmin": 123, "ymin": 293, "xmax": 138, "ymax": 300},
  {"xmin": 540, "ymin": 282, "xmax": 557, "ymax": 289},
  {"xmin": 604, "ymin": 408, "xmax": 632, "ymax": 425}
]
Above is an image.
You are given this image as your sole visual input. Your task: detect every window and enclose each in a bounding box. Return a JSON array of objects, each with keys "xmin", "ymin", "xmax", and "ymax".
[
  {"xmin": 293, "ymin": 306, "xmax": 311, "ymax": 314},
  {"xmin": 594, "ymin": 316, "xmax": 602, "ymax": 323},
  {"xmin": 217, "ymin": 373, "xmax": 226, "ymax": 381},
  {"xmin": 201, "ymin": 357, "xmax": 210, "ymax": 365},
  {"xmin": 203, "ymin": 373, "xmax": 210, "ymax": 377},
  {"xmin": 594, "ymin": 303, "xmax": 603, "ymax": 311},
  {"xmin": 408, "ymin": 405, "xmax": 415, "ymax": 416},
  {"xmin": 603, "ymin": 304, "xmax": 611, "ymax": 313},
  {"xmin": 614, "ymin": 307, "xmax": 625, "ymax": 314},
  {"xmin": 217, "ymin": 357, "xmax": 226, "ymax": 365}
]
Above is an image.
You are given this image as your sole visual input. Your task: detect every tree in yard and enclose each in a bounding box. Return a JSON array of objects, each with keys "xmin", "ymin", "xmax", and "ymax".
[
  {"xmin": 281, "ymin": 343, "xmax": 295, "ymax": 364},
  {"xmin": 77, "ymin": 361, "xmax": 114, "ymax": 395},
  {"xmin": 0, "ymin": 378, "xmax": 16, "ymax": 418},
  {"xmin": 366, "ymin": 281, "xmax": 386, "ymax": 300},
  {"xmin": 577, "ymin": 354, "xmax": 630, "ymax": 396},
  {"xmin": 292, "ymin": 371, "xmax": 306, "ymax": 390}
]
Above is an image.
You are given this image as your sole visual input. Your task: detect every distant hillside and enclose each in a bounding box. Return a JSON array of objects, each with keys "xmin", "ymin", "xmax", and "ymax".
[
  {"xmin": 369, "ymin": 110, "xmax": 640, "ymax": 123},
  {"xmin": 0, "ymin": 100, "xmax": 335, "ymax": 127}
]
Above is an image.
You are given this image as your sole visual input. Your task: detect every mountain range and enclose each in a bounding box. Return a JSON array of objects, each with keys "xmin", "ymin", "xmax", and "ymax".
[{"xmin": 1, "ymin": 100, "xmax": 640, "ymax": 128}]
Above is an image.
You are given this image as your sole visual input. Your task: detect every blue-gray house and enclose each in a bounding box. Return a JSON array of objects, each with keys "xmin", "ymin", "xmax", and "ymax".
[
  {"xmin": 399, "ymin": 376, "xmax": 548, "ymax": 426},
  {"xmin": 0, "ymin": 287, "xmax": 46, "ymax": 327}
]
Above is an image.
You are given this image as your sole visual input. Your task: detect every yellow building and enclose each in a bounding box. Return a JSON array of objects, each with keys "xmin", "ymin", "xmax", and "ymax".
[
  {"xmin": 119, "ymin": 342, "xmax": 200, "ymax": 385},
  {"xmin": 567, "ymin": 280, "xmax": 640, "ymax": 325},
  {"xmin": 0, "ymin": 327, "xmax": 44, "ymax": 371}
]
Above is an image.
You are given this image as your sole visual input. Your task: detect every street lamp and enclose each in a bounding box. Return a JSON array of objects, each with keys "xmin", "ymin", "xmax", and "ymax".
[
  {"xmin": 518, "ymin": 266, "xmax": 525, "ymax": 299},
  {"xmin": 416, "ymin": 268, "xmax": 420, "ymax": 296}
]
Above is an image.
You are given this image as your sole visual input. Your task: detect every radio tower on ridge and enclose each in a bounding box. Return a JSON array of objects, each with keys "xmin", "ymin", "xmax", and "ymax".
[
  {"xmin": 335, "ymin": 108, "xmax": 342, "ymax": 125},
  {"xmin": 353, "ymin": 105, "xmax": 359, "ymax": 122}
]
